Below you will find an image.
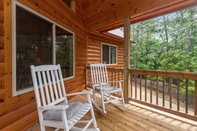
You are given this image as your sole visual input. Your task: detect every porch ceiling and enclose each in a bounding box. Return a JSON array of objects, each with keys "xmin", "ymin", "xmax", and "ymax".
[{"xmin": 77, "ymin": 0, "xmax": 197, "ymax": 33}]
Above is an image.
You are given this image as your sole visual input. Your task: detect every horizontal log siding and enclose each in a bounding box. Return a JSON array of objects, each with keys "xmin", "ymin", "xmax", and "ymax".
[
  {"xmin": 1, "ymin": 0, "xmax": 87, "ymax": 130},
  {"xmin": 86, "ymin": 34, "xmax": 124, "ymax": 68}
]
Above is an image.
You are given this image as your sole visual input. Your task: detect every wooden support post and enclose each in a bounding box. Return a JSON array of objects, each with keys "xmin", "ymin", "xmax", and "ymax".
[
  {"xmin": 124, "ymin": 17, "xmax": 130, "ymax": 103},
  {"xmin": 71, "ymin": 0, "xmax": 75, "ymax": 12}
]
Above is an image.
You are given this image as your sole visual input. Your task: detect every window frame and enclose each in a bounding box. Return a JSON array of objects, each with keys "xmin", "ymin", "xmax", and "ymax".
[
  {"xmin": 12, "ymin": 0, "xmax": 75, "ymax": 96},
  {"xmin": 101, "ymin": 43, "xmax": 117, "ymax": 65}
]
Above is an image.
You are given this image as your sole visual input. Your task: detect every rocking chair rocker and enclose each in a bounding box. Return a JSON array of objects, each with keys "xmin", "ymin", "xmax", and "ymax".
[
  {"xmin": 30, "ymin": 64, "xmax": 100, "ymax": 131},
  {"xmin": 90, "ymin": 63, "xmax": 125, "ymax": 114}
]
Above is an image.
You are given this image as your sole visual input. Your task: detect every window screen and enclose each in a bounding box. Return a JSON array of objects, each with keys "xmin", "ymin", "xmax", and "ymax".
[{"xmin": 16, "ymin": 6, "xmax": 53, "ymax": 91}]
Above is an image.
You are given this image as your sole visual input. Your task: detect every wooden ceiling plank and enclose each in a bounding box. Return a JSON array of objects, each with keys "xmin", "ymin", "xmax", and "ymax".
[
  {"xmin": 97, "ymin": 0, "xmax": 197, "ymax": 32},
  {"xmin": 88, "ymin": 0, "xmax": 181, "ymax": 25},
  {"xmin": 0, "ymin": 0, "xmax": 3, "ymax": 10},
  {"xmin": 82, "ymin": 0, "xmax": 125, "ymax": 18},
  {"xmin": 86, "ymin": 0, "xmax": 194, "ymax": 31},
  {"xmin": 86, "ymin": 0, "xmax": 149, "ymax": 24},
  {"xmin": 79, "ymin": 0, "xmax": 91, "ymax": 9},
  {"xmin": 129, "ymin": 0, "xmax": 197, "ymax": 24},
  {"xmin": 96, "ymin": 20, "xmax": 123, "ymax": 32},
  {"xmin": 83, "ymin": 0, "xmax": 111, "ymax": 18}
]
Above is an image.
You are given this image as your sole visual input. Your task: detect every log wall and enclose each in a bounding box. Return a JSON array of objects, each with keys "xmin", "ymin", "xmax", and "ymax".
[
  {"xmin": 87, "ymin": 34, "xmax": 124, "ymax": 68},
  {"xmin": 0, "ymin": 0, "xmax": 125, "ymax": 130},
  {"xmin": 0, "ymin": 0, "xmax": 4, "ymax": 104},
  {"xmin": 0, "ymin": 0, "xmax": 87, "ymax": 130}
]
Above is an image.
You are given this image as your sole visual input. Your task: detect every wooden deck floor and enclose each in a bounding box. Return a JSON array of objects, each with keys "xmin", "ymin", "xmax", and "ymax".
[{"xmin": 26, "ymin": 94, "xmax": 197, "ymax": 131}]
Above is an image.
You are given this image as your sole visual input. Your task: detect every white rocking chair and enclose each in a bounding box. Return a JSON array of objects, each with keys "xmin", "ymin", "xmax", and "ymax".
[
  {"xmin": 90, "ymin": 63, "xmax": 125, "ymax": 114},
  {"xmin": 30, "ymin": 64, "xmax": 100, "ymax": 131}
]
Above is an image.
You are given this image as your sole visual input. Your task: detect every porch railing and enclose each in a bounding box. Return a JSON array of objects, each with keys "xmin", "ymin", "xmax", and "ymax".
[
  {"xmin": 85, "ymin": 66, "xmax": 197, "ymax": 121},
  {"xmin": 130, "ymin": 69, "xmax": 197, "ymax": 121}
]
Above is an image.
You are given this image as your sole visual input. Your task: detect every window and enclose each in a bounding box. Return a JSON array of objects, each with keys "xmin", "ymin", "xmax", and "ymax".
[
  {"xmin": 102, "ymin": 44, "xmax": 117, "ymax": 64},
  {"xmin": 56, "ymin": 26, "xmax": 74, "ymax": 78},
  {"xmin": 12, "ymin": 1, "xmax": 74, "ymax": 96}
]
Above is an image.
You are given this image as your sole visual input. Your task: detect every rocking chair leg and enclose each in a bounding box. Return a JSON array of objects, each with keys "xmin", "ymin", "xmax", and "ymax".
[
  {"xmin": 108, "ymin": 93, "xmax": 111, "ymax": 100},
  {"xmin": 40, "ymin": 125, "xmax": 46, "ymax": 131},
  {"xmin": 90, "ymin": 107, "xmax": 98, "ymax": 129},
  {"xmin": 93, "ymin": 91, "xmax": 97, "ymax": 103},
  {"xmin": 101, "ymin": 93, "xmax": 106, "ymax": 113},
  {"xmin": 121, "ymin": 90, "xmax": 126, "ymax": 107}
]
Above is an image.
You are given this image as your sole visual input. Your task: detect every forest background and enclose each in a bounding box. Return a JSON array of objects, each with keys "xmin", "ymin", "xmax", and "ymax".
[{"xmin": 130, "ymin": 6, "xmax": 197, "ymax": 73}]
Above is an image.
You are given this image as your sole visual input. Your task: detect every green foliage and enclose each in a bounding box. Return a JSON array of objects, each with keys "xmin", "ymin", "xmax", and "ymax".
[
  {"xmin": 180, "ymin": 86, "xmax": 195, "ymax": 97},
  {"xmin": 56, "ymin": 35, "xmax": 73, "ymax": 77},
  {"xmin": 130, "ymin": 6, "xmax": 197, "ymax": 73},
  {"xmin": 130, "ymin": 7, "xmax": 197, "ymax": 99}
]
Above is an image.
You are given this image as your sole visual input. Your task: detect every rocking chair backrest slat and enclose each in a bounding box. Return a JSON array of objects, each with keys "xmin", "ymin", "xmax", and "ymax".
[
  {"xmin": 37, "ymin": 71, "xmax": 46, "ymax": 106},
  {"xmin": 51, "ymin": 69, "xmax": 59, "ymax": 101},
  {"xmin": 31, "ymin": 64, "xmax": 67, "ymax": 108},
  {"xmin": 55, "ymin": 70, "xmax": 63, "ymax": 99},
  {"xmin": 95, "ymin": 66, "xmax": 99, "ymax": 84},
  {"xmin": 90, "ymin": 64, "xmax": 109, "ymax": 86},
  {"xmin": 101, "ymin": 65, "xmax": 108, "ymax": 83},
  {"xmin": 46, "ymin": 70, "xmax": 55, "ymax": 102},
  {"xmin": 41, "ymin": 70, "xmax": 50, "ymax": 104}
]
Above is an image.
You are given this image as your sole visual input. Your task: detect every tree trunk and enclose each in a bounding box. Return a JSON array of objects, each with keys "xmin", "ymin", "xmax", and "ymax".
[
  {"xmin": 173, "ymin": 11, "xmax": 184, "ymax": 50},
  {"xmin": 134, "ymin": 23, "xmax": 140, "ymax": 69},
  {"xmin": 186, "ymin": 8, "xmax": 195, "ymax": 70},
  {"xmin": 163, "ymin": 16, "xmax": 169, "ymax": 52},
  {"xmin": 146, "ymin": 29, "xmax": 148, "ymax": 65}
]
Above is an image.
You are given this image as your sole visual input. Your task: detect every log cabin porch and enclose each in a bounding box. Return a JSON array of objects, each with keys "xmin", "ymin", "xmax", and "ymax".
[
  {"xmin": 2, "ymin": 0, "xmax": 197, "ymax": 130},
  {"xmin": 26, "ymin": 94, "xmax": 197, "ymax": 131},
  {"xmin": 26, "ymin": 67, "xmax": 197, "ymax": 131}
]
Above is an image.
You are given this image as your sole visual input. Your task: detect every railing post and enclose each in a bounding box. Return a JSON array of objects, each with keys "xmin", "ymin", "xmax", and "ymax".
[
  {"xmin": 195, "ymin": 80, "xmax": 197, "ymax": 116},
  {"xmin": 85, "ymin": 66, "xmax": 88, "ymax": 89},
  {"xmin": 123, "ymin": 16, "xmax": 130, "ymax": 103}
]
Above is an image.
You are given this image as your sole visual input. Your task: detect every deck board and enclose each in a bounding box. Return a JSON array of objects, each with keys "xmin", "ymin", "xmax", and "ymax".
[{"xmin": 26, "ymin": 94, "xmax": 197, "ymax": 131}]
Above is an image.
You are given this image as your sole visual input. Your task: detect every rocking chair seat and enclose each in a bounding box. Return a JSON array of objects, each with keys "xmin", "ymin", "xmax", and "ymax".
[
  {"xmin": 43, "ymin": 102, "xmax": 83, "ymax": 120},
  {"xmin": 43, "ymin": 102, "xmax": 92, "ymax": 126},
  {"xmin": 67, "ymin": 103, "xmax": 92, "ymax": 125}
]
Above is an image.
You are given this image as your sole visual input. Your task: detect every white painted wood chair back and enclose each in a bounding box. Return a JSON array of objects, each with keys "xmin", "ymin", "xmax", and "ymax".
[
  {"xmin": 90, "ymin": 63, "xmax": 125, "ymax": 114},
  {"xmin": 31, "ymin": 64, "xmax": 99, "ymax": 131}
]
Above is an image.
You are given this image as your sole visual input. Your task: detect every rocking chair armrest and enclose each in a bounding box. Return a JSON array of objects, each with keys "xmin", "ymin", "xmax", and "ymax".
[
  {"xmin": 99, "ymin": 83, "xmax": 109, "ymax": 86},
  {"xmin": 108, "ymin": 80, "xmax": 123, "ymax": 83},
  {"xmin": 39, "ymin": 105, "xmax": 69, "ymax": 111},
  {"xmin": 66, "ymin": 90, "xmax": 91, "ymax": 97}
]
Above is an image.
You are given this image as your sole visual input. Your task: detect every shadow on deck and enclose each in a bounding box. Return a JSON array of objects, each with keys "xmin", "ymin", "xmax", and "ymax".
[{"xmin": 26, "ymin": 94, "xmax": 197, "ymax": 131}]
